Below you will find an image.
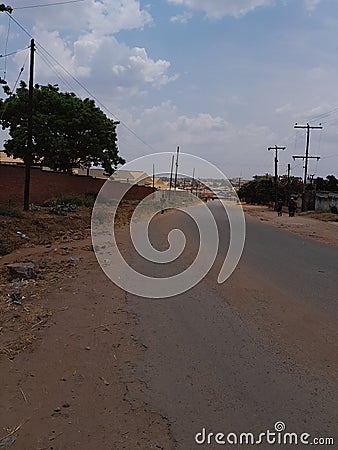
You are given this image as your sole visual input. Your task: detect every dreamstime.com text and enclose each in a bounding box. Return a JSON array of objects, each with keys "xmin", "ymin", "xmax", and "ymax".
[{"xmin": 195, "ymin": 422, "xmax": 335, "ymax": 446}]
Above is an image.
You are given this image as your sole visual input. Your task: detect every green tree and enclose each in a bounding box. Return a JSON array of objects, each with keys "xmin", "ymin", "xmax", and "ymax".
[
  {"xmin": 0, "ymin": 82, "xmax": 125, "ymax": 174},
  {"xmin": 238, "ymin": 175, "xmax": 274, "ymax": 204},
  {"xmin": 313, "ymin": 175, "xmax": 337, "ymax": 191},
  {"xmin": 325, "ymin": 175, "xmax": 338, "ymax": 191},
  {"xmin": 238, "ymin": 174, "xmax": 303, "ymax": 204}
]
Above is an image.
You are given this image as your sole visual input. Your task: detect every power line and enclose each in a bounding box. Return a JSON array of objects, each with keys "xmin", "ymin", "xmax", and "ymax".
[
  {"xmin": 35, "ymin": 49, "xmax": 134, "ymax": 151},
  {"xmin": 12, "ymin": 50, "xmax": 29, "ymax": 91},
  {"xmin": 14, "ymin": 0, "xmax": 85, "ymax": 10},
  {"xmin": 3, "ymin": 13, "xmax": 10, "ymax": 77},
  {"xmin": 0, "ymin": 46, "xmax": 30, "ymax": 58},
  {"xmin": 0, "ymin": 50, "xmax": 29, "ymax": 122},
  {"xmin": 35, "ymin": 41, "xmax": 157, "ymax": 151},
  {"xmin": 35, "ymin": 49, "xmax": 78, "ymax": 92},
  {"xmin": 5, "ymin": 11, "xmax": 157, "ymax": 154}
]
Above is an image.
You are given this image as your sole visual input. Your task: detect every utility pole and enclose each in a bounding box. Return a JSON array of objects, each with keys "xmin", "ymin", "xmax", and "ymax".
[
  {"xmin": 268, "ymin": 145, "xmax": 286, "ymax": 209},
  {"xmin": 286, "ymin": 163, "xmax": 291, "ymax": 203},
  {"xmin": 293, "ymin": 123, "xmax": 322, "ymax": 190},
  {"xmin": 174, "ymin": 145, "xmax": 179, "ymax": 190},
  {"xmin": 24, "ymin": 38, "xmax": 35, "ymax": 211},
  {"xmin": 152, "ymin": 163, "xmax": 155, "ymax": 190},
  {"xmin": 0, "ymin": 4, "xmax": 13, "ymax": 13},
  {"xmin": 168, "ymin": 154, "xmax": 174, "ymax": 200},
  {"xmin": 191, "ymin": 167, "xmax": 195, "ymax": 194}
]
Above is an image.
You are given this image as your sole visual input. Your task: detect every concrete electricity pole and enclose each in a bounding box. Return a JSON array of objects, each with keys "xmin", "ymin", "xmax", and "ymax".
[
  {"xmin": 268, "ymin": 145, "xmax": 286, "ymax": 208},
  {"xmin": 152, "ymin": 163, "xmax": 155, "ymax": 190},
  {"xmin": 24, "ymin": 38, "xmax": 35, "ymax": 211},
  {"xmin": 191, "ymin": 167, "xmax": 195, "ymax": 194},
  {"xmin": 293, "ymin": 123, "xmax": 322, "ymax": 190},
  {"xmin": 174, "ymin": 146, "xmax": 179, "ymax": 190},
  {"xmin": 168, "ymin": 154, "xmax": 174, "ymax": 200}
]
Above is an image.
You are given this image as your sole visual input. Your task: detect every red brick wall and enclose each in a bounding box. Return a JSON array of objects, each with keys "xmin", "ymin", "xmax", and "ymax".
[{"xmin": 0, "ymin": 164, "xmax": 155, "ymax": 206}]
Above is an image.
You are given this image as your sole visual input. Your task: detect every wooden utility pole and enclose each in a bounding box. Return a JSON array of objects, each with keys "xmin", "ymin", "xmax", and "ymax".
[
  {"xmin": 293, "ymin": 123, "xmax": 322, "ymax": 190},
  {"xmin": 24, "ymin": 38, "xmax": 35, "ymax": 211},
  {"xmin": 268, "ymin": 145, "xmax": 286, "ymax": 208},
  {"xmin": 174, "ymin": 145, "xmax": 179, "ymax": 190}
]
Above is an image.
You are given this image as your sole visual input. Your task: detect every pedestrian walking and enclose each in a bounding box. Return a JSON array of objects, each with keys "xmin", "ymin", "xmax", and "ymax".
[
  {"xmin": 288, "ymin": 197, "xmax": 295, "ymax": 217},
  {"xmin": 276, "ymin": 198, "xmax": 283, "ymax": 216},
  {"xmin": 293, "ymin": 197, "xmax": 298, "ymax": 214}
]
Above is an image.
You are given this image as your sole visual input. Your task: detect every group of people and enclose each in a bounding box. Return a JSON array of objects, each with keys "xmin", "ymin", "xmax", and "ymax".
[{"xmin": 276, "ymin": 197, "xmax": 297, "ymax": 217}]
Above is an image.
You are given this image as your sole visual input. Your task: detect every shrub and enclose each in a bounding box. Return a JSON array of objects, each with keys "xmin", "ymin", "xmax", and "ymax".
[{"xmin": 0, "ymin": 205, "xmax": 23, "ymax": 218}]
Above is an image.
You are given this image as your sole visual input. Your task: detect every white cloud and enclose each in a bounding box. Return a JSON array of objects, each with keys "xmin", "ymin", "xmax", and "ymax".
[
  {"xmin": 304, "ymin": 0, "xmax": 322, "ymax": 11},
  {"xmin": 126, "ymin": 47, "xmax": 179, "ymax": 87},
  {"xmin": 167, "ymin": 0, "xmax": 274, "ymax": 19},
  {"xmin": 167, "ymin": 0, "xmax": 323, "ymax": 18},
  {"xmin": 170, "ymin": 11, "xmax": 193, "ymax": 23},
  {"xmin": 31, "ymin": 32, "xmax": 176, "ymax": 92},
  {"xmin": 118, "ymin": 102, "xmax": 277, "ymax": 177},
  {"xmin": 12, "ymin": 2, "xmax": 177, "ymax": 95},
  {"xmin": 31, "ymin": 0, "xmax": 152, "ymax": 35},
  {"xmin": 275, "ymin": 103, "xmax": 293, "ymax": 114}
]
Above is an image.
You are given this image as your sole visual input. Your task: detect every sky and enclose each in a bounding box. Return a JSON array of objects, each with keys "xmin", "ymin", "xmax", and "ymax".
[{"xmin": 0, "ymin": 0, "xmax": 338, "ymax": 180}]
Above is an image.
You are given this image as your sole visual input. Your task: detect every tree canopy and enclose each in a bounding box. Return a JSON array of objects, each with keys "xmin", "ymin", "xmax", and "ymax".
[
  {"xmin": 238, "ymin": 174, "xmax": 303, "ymax": 204},
  {"xmin": 0, "ymin": 82, "xmax": 125, "ymax": 174},
  {"xmin": 312, "ymin": 175, "xmax": 338, "ymax": 192}
]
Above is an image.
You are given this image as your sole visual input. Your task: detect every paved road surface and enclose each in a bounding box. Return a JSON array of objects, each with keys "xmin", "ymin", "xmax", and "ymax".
[{"xmin": 124, "ymin": 201, "xmax": 337, "ymax": 449}]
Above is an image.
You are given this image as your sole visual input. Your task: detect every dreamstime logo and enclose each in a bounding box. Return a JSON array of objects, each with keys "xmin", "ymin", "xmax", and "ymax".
[
  {"xmin": 194, "ymin": 421, "xmax": 335, "ymax": 446},
  {"xmin": 91, "ymin": 152, "xmax": 246, "ymax": 298}
]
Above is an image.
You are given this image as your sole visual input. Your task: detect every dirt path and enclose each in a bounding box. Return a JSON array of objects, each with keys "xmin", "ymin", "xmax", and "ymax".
[{"xmin": 0, "ymin": 236, "xmax": 172, "ymax": 449}]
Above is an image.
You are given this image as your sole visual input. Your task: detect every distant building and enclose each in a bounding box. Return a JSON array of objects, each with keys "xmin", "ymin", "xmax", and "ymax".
[
  {"xmin": 0, "ymin": 150, "xmax": 24, "ymax": 165},
  {"xmin": 73, "ymin": 167, "xmax": 109, "ymax": 179},
  {"xmin": 110, "ymin": 170, "xmax": 149, "ymax": 185}
]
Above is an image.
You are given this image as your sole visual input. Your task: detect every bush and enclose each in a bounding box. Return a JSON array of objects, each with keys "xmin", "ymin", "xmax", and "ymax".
[
  {"xmin": 55, "ymin": 194, "xmax": 84, "ymax": 206},
  {"xmin": 330, "ymin": 205, "xmax": 338, "ymax": 214},
  {"xmin": 0, "ymin": 205, "xmax": 23, "ymax": 218},
  {"xmin": 52, "ymin": 193, "xmax": 97, "ymax": 208}
]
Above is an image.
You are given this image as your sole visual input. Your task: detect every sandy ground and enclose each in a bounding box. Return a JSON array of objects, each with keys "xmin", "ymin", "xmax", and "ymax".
[
  {"xmin": 0, "ymin": 207, "xmax": 172, "ymax": 450},
  {"xmin": 0, "ymin": 202, "xmax": 337, "ymax": 449},
  {"xmin": 242, "ymin": 204, "xmax": 338, "ymax": 247}
]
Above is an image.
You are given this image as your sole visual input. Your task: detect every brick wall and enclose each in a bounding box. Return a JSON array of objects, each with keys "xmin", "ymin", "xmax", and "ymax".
[{"xmin": 0, "ymin": 164, "xmax": 155, "ymax": 206}]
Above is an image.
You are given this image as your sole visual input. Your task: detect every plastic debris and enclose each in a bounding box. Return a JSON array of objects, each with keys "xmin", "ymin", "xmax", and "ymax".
[
  {"xmin": 0, "ymin": 434, "xmax": 17, "ymax": 448},
  {"xmin": 16, "ymin": 231, "xmax": 29, "ymax": 240},
  {"xmin": 9, "ymin": 293, "xmax": 21, "ymax": 305}
]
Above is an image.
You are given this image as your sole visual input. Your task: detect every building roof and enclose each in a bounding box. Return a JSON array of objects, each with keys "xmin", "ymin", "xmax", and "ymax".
[{"xmin": 111, "ymin": 170, "xmax": 149, "ymax": 184}]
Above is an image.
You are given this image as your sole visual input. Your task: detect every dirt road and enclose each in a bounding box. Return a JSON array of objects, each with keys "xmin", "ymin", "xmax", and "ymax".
[
  {"xmin": 0, "ymin": 202, "xmax": 337, "ymax": 449},
  {"xmin": 125, "ymin": 202, "xmax": 337, "ymax": 449}
]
